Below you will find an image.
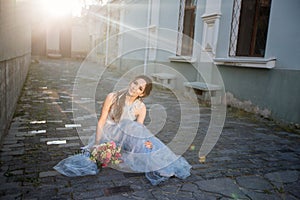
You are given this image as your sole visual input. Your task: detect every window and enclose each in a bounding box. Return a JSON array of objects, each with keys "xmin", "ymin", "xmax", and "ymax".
[
  {"xmin": 176, "ymin": 0, "xmax": 197, "ymax": 57},
  {"xmin": 229, "ymin": 0, "xmax": 272, "ymax": 57}
]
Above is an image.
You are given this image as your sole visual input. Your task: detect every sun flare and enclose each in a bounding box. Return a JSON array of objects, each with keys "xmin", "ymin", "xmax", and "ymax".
[{"xmin": 41, "ymin": 0, "xmax": 83, "ymax": 18}]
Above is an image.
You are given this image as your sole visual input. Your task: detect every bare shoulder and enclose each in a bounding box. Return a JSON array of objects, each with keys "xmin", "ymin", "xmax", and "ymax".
[
  {"xmin": 104, "ymin": 92, "xmax": 117, "ymax": 105},
  {"xmin": 106, "ymin": 92, "xmax": 117, "ymax": 99},
  {"xmin": 135, "ymin": 99, "xmax": 146, "ymax": 110}
]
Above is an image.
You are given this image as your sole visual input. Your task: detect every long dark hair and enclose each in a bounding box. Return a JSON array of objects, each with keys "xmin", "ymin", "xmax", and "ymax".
[{"xmin": 110, "ymin": 75, "xmax": 152, "ymax": 122}]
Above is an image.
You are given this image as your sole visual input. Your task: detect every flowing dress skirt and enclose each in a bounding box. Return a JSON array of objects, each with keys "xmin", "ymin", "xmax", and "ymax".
[{"xmin": 54, "ymin": 119, "xmax": 192, "ymax": 185}]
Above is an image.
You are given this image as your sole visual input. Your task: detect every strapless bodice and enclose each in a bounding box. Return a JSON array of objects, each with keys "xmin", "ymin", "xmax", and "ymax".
[{"xmin": 106, "ymin": 99, "xmax": 143, "ymax": 124}]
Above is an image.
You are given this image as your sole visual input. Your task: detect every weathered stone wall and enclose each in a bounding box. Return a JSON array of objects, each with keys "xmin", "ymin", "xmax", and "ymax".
[
  {"xmin": 0, "ymin": 55, "xmax": 31, "ymax": 142},
  {"xmin": 0, "ymin": 0, "xmax": 31, "ymax": 142}
]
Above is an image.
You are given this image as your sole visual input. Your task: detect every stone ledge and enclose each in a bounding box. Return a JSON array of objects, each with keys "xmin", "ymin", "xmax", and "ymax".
[{"xmin": 214, "ymin": 57, "xmax": 276, "ymax": 69}]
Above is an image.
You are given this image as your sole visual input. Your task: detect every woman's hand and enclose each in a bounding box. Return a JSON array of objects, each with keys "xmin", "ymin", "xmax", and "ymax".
[{"xmin": 144, "ymin": 140, "xmax": 153, "ymax": 149}]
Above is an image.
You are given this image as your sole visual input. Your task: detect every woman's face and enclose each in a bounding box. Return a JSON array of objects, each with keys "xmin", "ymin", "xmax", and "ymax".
[{"xmin": 128, "ymin": 78, "xmax": 147, "ymax": 98}]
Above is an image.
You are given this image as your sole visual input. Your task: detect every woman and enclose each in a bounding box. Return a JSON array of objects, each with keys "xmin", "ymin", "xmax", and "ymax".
[{"xmin": 54, "ymin": 75, "xmax": 191, "ymax": 185}]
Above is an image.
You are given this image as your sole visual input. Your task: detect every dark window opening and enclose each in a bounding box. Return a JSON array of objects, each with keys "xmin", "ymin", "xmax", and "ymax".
[
  {"xmin": 236, "ymin": 0, "xmax": 271, "ymax": 57},
  {"xmin": 178, "ymin": 0, "xmax": 197, "ymax": 56}
]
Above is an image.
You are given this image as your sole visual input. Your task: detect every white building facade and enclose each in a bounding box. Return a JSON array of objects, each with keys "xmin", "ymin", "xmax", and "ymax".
[{"xmin": 88, "ymin": 0, "xmax": 300, "ymax": 125}]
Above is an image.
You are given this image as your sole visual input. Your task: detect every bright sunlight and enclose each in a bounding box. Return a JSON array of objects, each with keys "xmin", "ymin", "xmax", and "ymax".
[{"xmin": 41, "ymin": 0, "xmax": 84, "ymax": 17}]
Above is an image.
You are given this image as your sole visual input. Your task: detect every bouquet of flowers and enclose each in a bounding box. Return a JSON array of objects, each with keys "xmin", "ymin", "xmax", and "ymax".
[{"xmin": 90, "ymin": 141, "xmax": 122, "ymax": 169}]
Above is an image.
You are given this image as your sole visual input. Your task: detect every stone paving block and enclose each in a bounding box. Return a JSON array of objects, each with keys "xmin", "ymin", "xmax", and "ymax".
[
  {"xmin": 40, "ymin": 136, "xmax": 79, "ymax": 142},
  {"xmin": 56, "ymin": 127, "xmax": 73, "ymax": 131},
  {"xmin": 1, "ymin": 149, "xmax": 24, "ymax": 156},
  {"xmin": 236, "ymin": 175, "xmax": 273, "ymax": 191},
  {"xmin": 98, "ymin": 174, "xmax": 127, "ymax": 182},
  {"xmin": 181, "ymin": 182, "xmax": 199, "ymax": 192},
  {"xmin": 58, "ymin": 142, "xmax": 80, "ymax": 148},
  {"xmin": 39, "ymin": 170, "xmax": 60, "ymax": 178},
  {"xmin": 2, "ymin": 139, "xmax": 18, "ymax": 145},
  {"xmin": 15, "ymin": 132, "xmax": 28, "ymax": 137},
  {"xmin": 65, "ymin": 124, "xmax": 81, "ymax": 128},
  {"xmin": 46, "ymin": 140, "xmax": 67, "ymax": 145},
  {"xmin": 0, "ymin": 155, "xmax": 13, "ymax": 163},
  {"xmin": 195, "ymin": 178, "xmax": 247, "ymax": 199},
  {"xmin": 56, "ymin": 187, "xmax": 73, "ymax": 197},
  {"xmin": 0, "ymin": 182, "xmax": 21, "ymax": 190},
  {"xmin": 264, "ymin": 170, "xmax": 299, "ymax": 184},
  {"xmin": 210, "ymin": 156, "xmax": 232, "ymax": 162},
  {"xmin": 2, "ymin": 143, "xmax": 24, "ymax": 151},
  {"xmin": 193, "ymin": 191, "xmax": 220, "ymax": 200},
  {"xmin": 93, "ymin": 195, "xmax": 130, "ymax": 200},
  {"xmin": 241, "ymin": 189, "xmax": 281, "ymax": 200},
  {"xmin": 277, "ymin": 152, "xmax": 299, "ymax": 161},
  {"xmin": 130, "ymin": 190, "xmax": 155, "ymax": 199},
  {"xmin": 73, "ymin": 190, "xmax": 103, "ymax": 200},
  {"xmin": 30, "ymin": 120, "xmax": 46, "ymax": 124},
  {"xmin": 47, "ymin": 120, "xmax": 63, "ymax": 123},
  {"xmin": 7, "ymin": 169, "xmax": 24, "ymax": 176},
  {"xmin": 27, "ymin": 130, "xmax": 47, "ymax": 136},
  {"xmin": 151, "ymin": 188, "xmax": 194, "ymax": 200},
  {"xmin": 0, "ymin": 193, "xmax": 23, "ymax": 199},
  {"xmin": 286, "ymin": 182, "xmax": 300, "ymax": 199}
]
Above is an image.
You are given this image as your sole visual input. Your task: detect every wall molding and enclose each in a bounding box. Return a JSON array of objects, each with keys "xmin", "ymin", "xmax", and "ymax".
[{"xmin": 214, "ymin": 57, "xmax": 276, "ymax": 69}]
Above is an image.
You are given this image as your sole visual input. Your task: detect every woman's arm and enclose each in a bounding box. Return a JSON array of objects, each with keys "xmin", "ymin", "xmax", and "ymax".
[
  {"xmin": 136, "ymin": 102, "xmax": 146, "ymax": 124},
  {"xmin": 95, "ymin": 92, "xmax": 116, "ymax": 144},
  {"xmin": 135, "ymin": 102, "xmax": 153, "ymax": 149}
]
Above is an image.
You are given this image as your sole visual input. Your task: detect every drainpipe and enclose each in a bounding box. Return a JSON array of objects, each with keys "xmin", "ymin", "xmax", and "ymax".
[
  {"xmin": 105, "ymin": 2, "xmax": 111, "ymax": 66},
  {"xmin": 144, "ymin": 0, "xmax": 152, "ymax": 74}
]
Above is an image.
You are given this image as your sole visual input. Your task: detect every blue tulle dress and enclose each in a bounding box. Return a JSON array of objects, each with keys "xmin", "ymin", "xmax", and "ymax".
[{"xmin": 54, "ymin": 100, "xmax": 192, "ymax": 185}]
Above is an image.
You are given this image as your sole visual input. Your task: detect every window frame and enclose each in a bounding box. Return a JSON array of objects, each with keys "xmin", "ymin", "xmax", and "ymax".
[
  {"xmin": 175, "ymin": 0, "xmax": 197, "ymax": 58},
  {"xmin": 229, "ymin": 0, "xmax": 272, "ymax": 58},
  {"xmin": 215, "ymin": 0, "xmax": 276, "ymax": 69}
]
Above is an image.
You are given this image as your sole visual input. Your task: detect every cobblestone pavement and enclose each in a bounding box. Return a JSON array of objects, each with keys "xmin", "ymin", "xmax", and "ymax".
[{"xmin": 1, "ymin": 58, "xmax": 300, "ymax": 200}]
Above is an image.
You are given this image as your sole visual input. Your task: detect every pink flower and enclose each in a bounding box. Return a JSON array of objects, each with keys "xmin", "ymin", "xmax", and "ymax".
[
  {"xmin": 110, "ymin": 141, "xmax": 116, "ymax": 148},
  {"xmin": 106, "ymin": 151, "xmax": 112, "ymax": 160},
  {"xmin": 115, "ymin": 152, "xmax": 121, "ymax": 158}
]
